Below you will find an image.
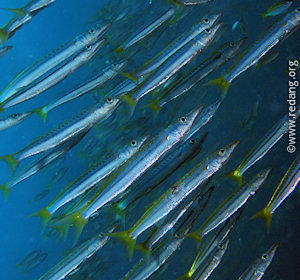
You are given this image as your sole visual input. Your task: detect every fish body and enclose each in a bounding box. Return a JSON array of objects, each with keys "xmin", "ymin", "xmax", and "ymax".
[
  {"xmin": 24, "ymin": 0, "xmax": 56, "ymax": 14},
  {"xmin": 135, "ymin": 13, "xmax": 221, "ymax": 78},
  {"xmin": 176, "ymin": 0, "xmax": 213, "ymax": 5},
  {"xmin": 3, "ymin": 40, "xmax": 106, "ymax": 109},
  {"xmin": 262, "ymin": 1, "xmax": 292, "ymax": 19},
  {"xmin": 0, "ymin": 23, "xmax": 111, "ymax": 103},
  {"xmin": 238, "ymin": 243, "xmax": 279, "ymax": 280},
  {"xmin": 253, "ymin": 154, "xmax": 299, "ymax": 228}
]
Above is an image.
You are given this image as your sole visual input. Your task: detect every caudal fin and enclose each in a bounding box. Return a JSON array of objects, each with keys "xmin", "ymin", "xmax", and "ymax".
[
  {"xmin": 251, "ymin": 207, "xmax": 273, "ymax": 230},
  {"xmin": 147, "ymin": 101, "xmax": 161, "ymax": 115},
  {"xmin": 119, "ymin": 94, "xmax": 137, "ymax": 115},
  {"xmin": 205, "ymin": 76, "xmax": 230, "ymax": 97},
  {"xmin": 31, "ymin": 208, "xmax": 52, "ymax": 231},
  {"xmin": 177, "ymin": 273, "xmax": 191, "ymax": 280},
  {"xmin": 187, "ymin": 232, "xmax": 203, "ymax": 248},
  {"xmin": 0, "ymin": 28, "xmax": 8, "ymax": 44},
  {"xmin": 113, "ymin": 46, "xmax": 125, "ymax": 57},
  {"xmin": 0, "ymin": 154, "xmax": 19, "ymax": 174},
  {"xmin": 0, "ymin": 183, "xmax": 10, "ymax": 199},
  {"xmin": 0, "ymin": 7, "xmax": 26, "ymax": 17},
  {"xmin": 121, "ymin": 72, "xmax": 139, "ymax": 84},
  {"xmin": 226, "ymin": 169, "xmax": 243, "ymax": 186},
  {"xmin": 32, "ymin": 107, "xmax": 48, "ymax": 123},
  {"xmin": 135, "ymin": 242, "xmax": 151, "ymax": 260},
  {"xmin": 108, "ymin": 230, "xmax": 136, "ymax": 261}
]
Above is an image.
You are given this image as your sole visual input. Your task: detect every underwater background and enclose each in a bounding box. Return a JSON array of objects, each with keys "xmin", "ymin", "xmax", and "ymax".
[{"xmin": 0, "ymin": 0, "xmax": 299, "ymax": 280}]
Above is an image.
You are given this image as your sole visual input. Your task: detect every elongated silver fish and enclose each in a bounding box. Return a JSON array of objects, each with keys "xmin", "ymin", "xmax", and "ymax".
[
  {"xmin": 33, "ymin": 135, "xmax": 149, "ymax": 227},
  {"xmin": 238, "ymin": 243, "xmax": 279, "ymax": 280},
  {"xmin": 227, "ymin": 108, "xmax": 299, "ymax": 185},
  {"xmin": 208, "ymin": 8, "xmax": 300, "ymax": 94},
  {"xmin": 123, "ymin": 23, "xmax": 223, "ymax": 109},
  {"xmin": 0, "ymin": 98, "xmax": 119, "ymax": 173},
  {"xmin": 109, "ymin": 140, "xmax": 238, "ymax": 259},
  {"xmin": 189, "ymin": 168, "xmax": 271, "ymax": 243},
  {"xmin": 0, "ymin": 23, "xmax": 111, "ymax": 103},
  {"xmin": 115, "ymin": 7, "xmax": 175, "ymax": 56},
  {"xmin": 2, "ymin": 40, "xmax": 106, "ymax": 109},
  {"xmin": 54, "ymin": 106, "xmax": 202, "ymax": 242},
  {"xmin": 37, "ymin": 225, "xmax": 117, "ymax": 280},
  {"xmin": 134, "ymin": 13, "xmax": 221, "ymax": 78},
  {"xmin": 253, "ymin": 154, "xmax": 299, "ymax": 228},
  {"xmin": 0, "ymin": 112, "xmax": 32, "ymax": 132},
  {"xmin": 33, "ymin": 61, "xmax": 126, "ymax": 122}
]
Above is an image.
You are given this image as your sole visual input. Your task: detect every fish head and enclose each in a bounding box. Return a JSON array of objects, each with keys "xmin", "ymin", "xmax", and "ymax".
[
  {"xmin": 223, "ymin": 37, "xmax": 247, "ymax": 60},
  {"xmin": 255, "ymin": 167, "xmax": 272, "ymax": 184},
  {"xmin": 201, "ymin": 13, "xmax": 222, "ymax": 28},
  {"xmin": 111, "ymin": 60, "xmax": 128, "ymax": 71},
  {"xmin": 198, "ymin": 22, "xmax": 224, "ymax": 46},
  {"xmin": 124, "ymin": 134, "xmax": 151, "ymax": 157},
  {"xmin": 260, "ymin": 243, "xmax": 279, "ymax": 265},
  {"xmin": 82, "ymin": 39, "xmax": 106, "ymax": 60},
  {"xmin": 213, "ymin": 140, "xmax": 240, "ymax": 167}
]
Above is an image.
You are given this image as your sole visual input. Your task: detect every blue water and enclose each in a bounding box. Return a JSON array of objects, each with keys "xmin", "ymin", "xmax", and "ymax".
[{"xmin": 0, "ymin": 0, "xmax": 299, "ymax": 279}]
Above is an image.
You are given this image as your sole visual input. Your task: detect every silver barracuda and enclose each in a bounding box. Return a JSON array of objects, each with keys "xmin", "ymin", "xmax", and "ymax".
[
  {"xmin": 177, "ymin": 0, "xmax": 214, "ymax": 5},
  {"xmin": 55, "ymin": 106, "xmax": 203, "ymax": 242},
  {"xmin": 123, "ymin": 23, "xmax": 223, "ymax": 109},
  {"xmin": 38, "ymin": 225, "xmax": 117, "ymax": 280},
  {"xmin": 151, "ymin": 38, "xmax": 245, "ymax": 111},
  {"xmin": 33, "ymin": 61, "xmax": 127, "ymax": 122},
  {"xmin": 0, "ymin": 97, "xmax": 119, "ymax": 173},
  {"xmin": 0, "ymin": 133, "xmax": 85, "ymax": 199},
  {"xmin": 2, "ymin": 40, "xmax": 106, "ymax": 110},
  {"xmin": 238, "ymin": 243, "xmax": 279, "ymax": 280},
  {"xmin": 115, "ymin": 7, "xmax": 176, "ymax": 56},
  {"xmin": 208, "ymin": 8, "xmax": 300, "ymax": 94},
  {"xmin": 0, "ymin": 112, "xmax": 32, "ymax": 132},
  {"xmin": 0, "ymin": 45, "xmax": 12, "ymax": 58},
  {"xmin": 189, "ymin": 168, "xmax": 272, "ymax": 243},
  {"xmin": 33, "ymin": 135, "xmax": 149, "ymax": 227},
  {"xmin": 0, "ymin": 23, "xmax": 111, "ymax": 104},
  {"xmin": 109, "ymin": 140, "xmax": 239, "ymax": 258},
  {"xmin": 253, "ymin": 154, "xmax": 300, "ymax": 228},
  {"xmin": 227, "ymin": 108, "xmax": 300, "ymax": 185},
  {"xmin": 133, "ymin": 13, "xmax": 221, "ymax": 78}
]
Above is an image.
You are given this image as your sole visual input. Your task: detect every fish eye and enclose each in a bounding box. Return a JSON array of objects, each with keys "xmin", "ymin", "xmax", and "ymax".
[
  {"xmin": 296, "ymin": 8, "xmax": 300, "ymax": 13},
  {"xmin": 179, "ymin": 117, "xmax": 186, "ymax": 123},
  {"xmin": 229, "ymin": 42, "xmax": 235, "ymax": 47},
  {"xmin": 89, "ymin": 28, "xmax": 95, "ymax": 33},
  {"xmin": 218, "ymin": 244, "xmax": 224, "ymax": 249},
  {"xmin": 204, "ymin": 29, "xmax": 211, "ymax": 34},
  {"xmin": 86, "ymin": 45, "xmax": 92, "ymax": 50},
  {"xmin": 11, "ymin": 113, "xmax": 19, "ymax": 118},
  {"xmin": 106, "ymin": 97, "xmax": 113, "ymax": 103},
  {"xmin": 130, "ymin": 140, "xmax": 137, "ymax": 146},
  {"xmin": 174, "ymin": 232, "xmax": 180, "ymax": 238},
  {"xmin": 172, "ymin": 185, "xmax": 178, "ymax": 192},
  {"xmin": 189, "ymin": 139, "xmax": 195, "ymax": 144},
  {"xmin": 210, "ymin": 104, "xmax": 215, "ymax": 108},
  {"xmin": 218, "ymin": 148, "xmax": 225, "ymax": 156},
  {"xmin": 262, "ymin": 254, "xmax": 268, "ymax": 260},
  {"xmin": 98, "ymin": 232, "xmax": 104, "ymax": 237},
  {"xmin": 199, "ymin": 195, "xmax": 204, "ymax": 200},
  {"xmin": 258, "ymin": 172, "xmax": 263, "ymax": 177},
  {"xmin": 202, "ymin": 18, "xmax": 209, "ymax": 24},
  {"xmin": 112, "ymin": 63, "xmax": 117, "ymax": 67}
]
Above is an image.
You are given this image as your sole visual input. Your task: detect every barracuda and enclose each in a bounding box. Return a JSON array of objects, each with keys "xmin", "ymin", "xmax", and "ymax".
[
  {"xmin": 208, "ymin": 8, "xmax": 300, "ymax": 94},
  {"xmin": 0, "ymin": 112, "xmax": 32, "ymax": 132},
  {"xmin": 0, "ymin": 98, "xmax": 119, "ymax": 173},
  {"xmin": 227, "ymin": 108, "xmax": 299, "ymax": 185},
  {"xmin": 253, "ymin": 154, "xmax": 299, "ymax": 229},
  {"xmin": 133, "ymin": 13, "xmax": 221, "ymax": 78},
  {"xmin": 33, "ymin": 61, "xmax": 127, "ymax": 122},
  {"xmin": 115, "ymin": 7, "xmax": 176, "ymax": 56},
  {"xmin": 109, "ymin": 140, "xmax": 239, "ymax": 259},
  {"xmin": 238, "ymin": 243, "xmax": 279, "ymax": 280},
  {"xmin": 0, "ymin": 23, "xmax": 111, "ymax": 103},
  {"xmin": 33, "ymin": 135, "xmax": 149, "ymax": 228},
  {"xmin": 189, "ymin": 168, "xmax": 272, "ymax": 243},
  {"xmin": 123, "ymin": 23, "xmax": 223, "ymax": 110},
  {"xmin": 53, "ymin": 106, "xmax": 203, "ymax": 242}
]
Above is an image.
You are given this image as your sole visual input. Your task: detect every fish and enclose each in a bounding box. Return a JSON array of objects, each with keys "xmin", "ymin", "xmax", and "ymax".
[
  {"xmin": 0, "ymin": 23, "xmax": 111, "ymax": 104},
  {"xmin": 37, "ymin": 225, "xmax": 117, "ymax": 280},
  {"xmin": 2, "ymin": 40, "xmax": 106, "ymax": 110},
  {"xmin": 262, "ymin": 1, "xmax": 293, "ymax": 20},
  {"xmin": 149, "ymin": 38, "xmax": 245, "ymax": 112},
  {"xmin": 188, "ymin": 168, "xmax": 272, "ymax": 243},
  {"xmin": 0, "ymin": 45, "xmax": 12, "ymax": 57},
  {"xmin": 174, "ymin": 0, "xmax": 214, "ymax": 5},
  {"xmin": 179, "ymin": 210, "xmax": 242, "ymax": 279},
  {"xmin": 54, "ymin": 106, "xmax": 203, "ymax": 242},
  {"xmin": 123, "ymin": 23, "xmax": 223, "ymax": 110},
  {"xmin": 238, "ymin": 243, "xmax": 279, "ymax": 280},
  {"xmin": 133, "ymin": 13, "xmax": 221, "ymax": 79},
  {"xmin": 29, "ymin": 189, "xmax": 50, "ymax": 204},
  {"xmin": 16, "ymin": 250, "xmax": 48, "ymax": 274},
  {"xmin": 114, "ymin": 7, "xmax": 176, "ymax": 56},
  {"xmin": 33, "ymin": 61, "xmax": 127, "ymax": 122},
  {"xmin": 0, "ymin": 133, "xmax": 85, "ymax": 199},
  {"xmin": 109, "ymin": 140, "xmax": 239, "ymax": 259},
  {"xmin": 227, "ymin": 108, "xmax": 299, "ymax": 185},
  {"xmin": 0, "ymin": 97, "xmax": 119, "ymax": 173},
  {"xmin": 33, "ymin": 135, "xmax": 149, "ymax": 228},
  {"xmin": 0, "ymin": 112, "xmax": 32, "ymax": 132},
  {"xmin": 252, "ymin": 154, "xmax": 299, "ymax": 229},
  {"xmin": 207, "ymin": 8, "xmax": 300, "ymax": 94},
  {"xmin": 45, "ymin": 166, "xmax": 69, "ymax": 190}
]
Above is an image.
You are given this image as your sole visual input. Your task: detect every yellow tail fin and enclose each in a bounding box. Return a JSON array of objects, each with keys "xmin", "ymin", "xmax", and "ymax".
[
  {"xmin": 205, "ymin": 76, "xmax": 230, "ymax": 97},
  {"xmin": 31, "ymin": 208, "xmax": 52, "ymax": 231},
  {"xmin": 0, "ymin": 183, "xmax": 10, "ymax": 199},
  {"xmin": 226, "ymin": 169, "xmax": 243, "ymax": 186},
  {"xmin": 0, "ymin": 154, "xmax": 19, "ymax": 175},
  {"xmin": 251, "ymin": 207, "xmax": 273, "ymax": 230}
]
